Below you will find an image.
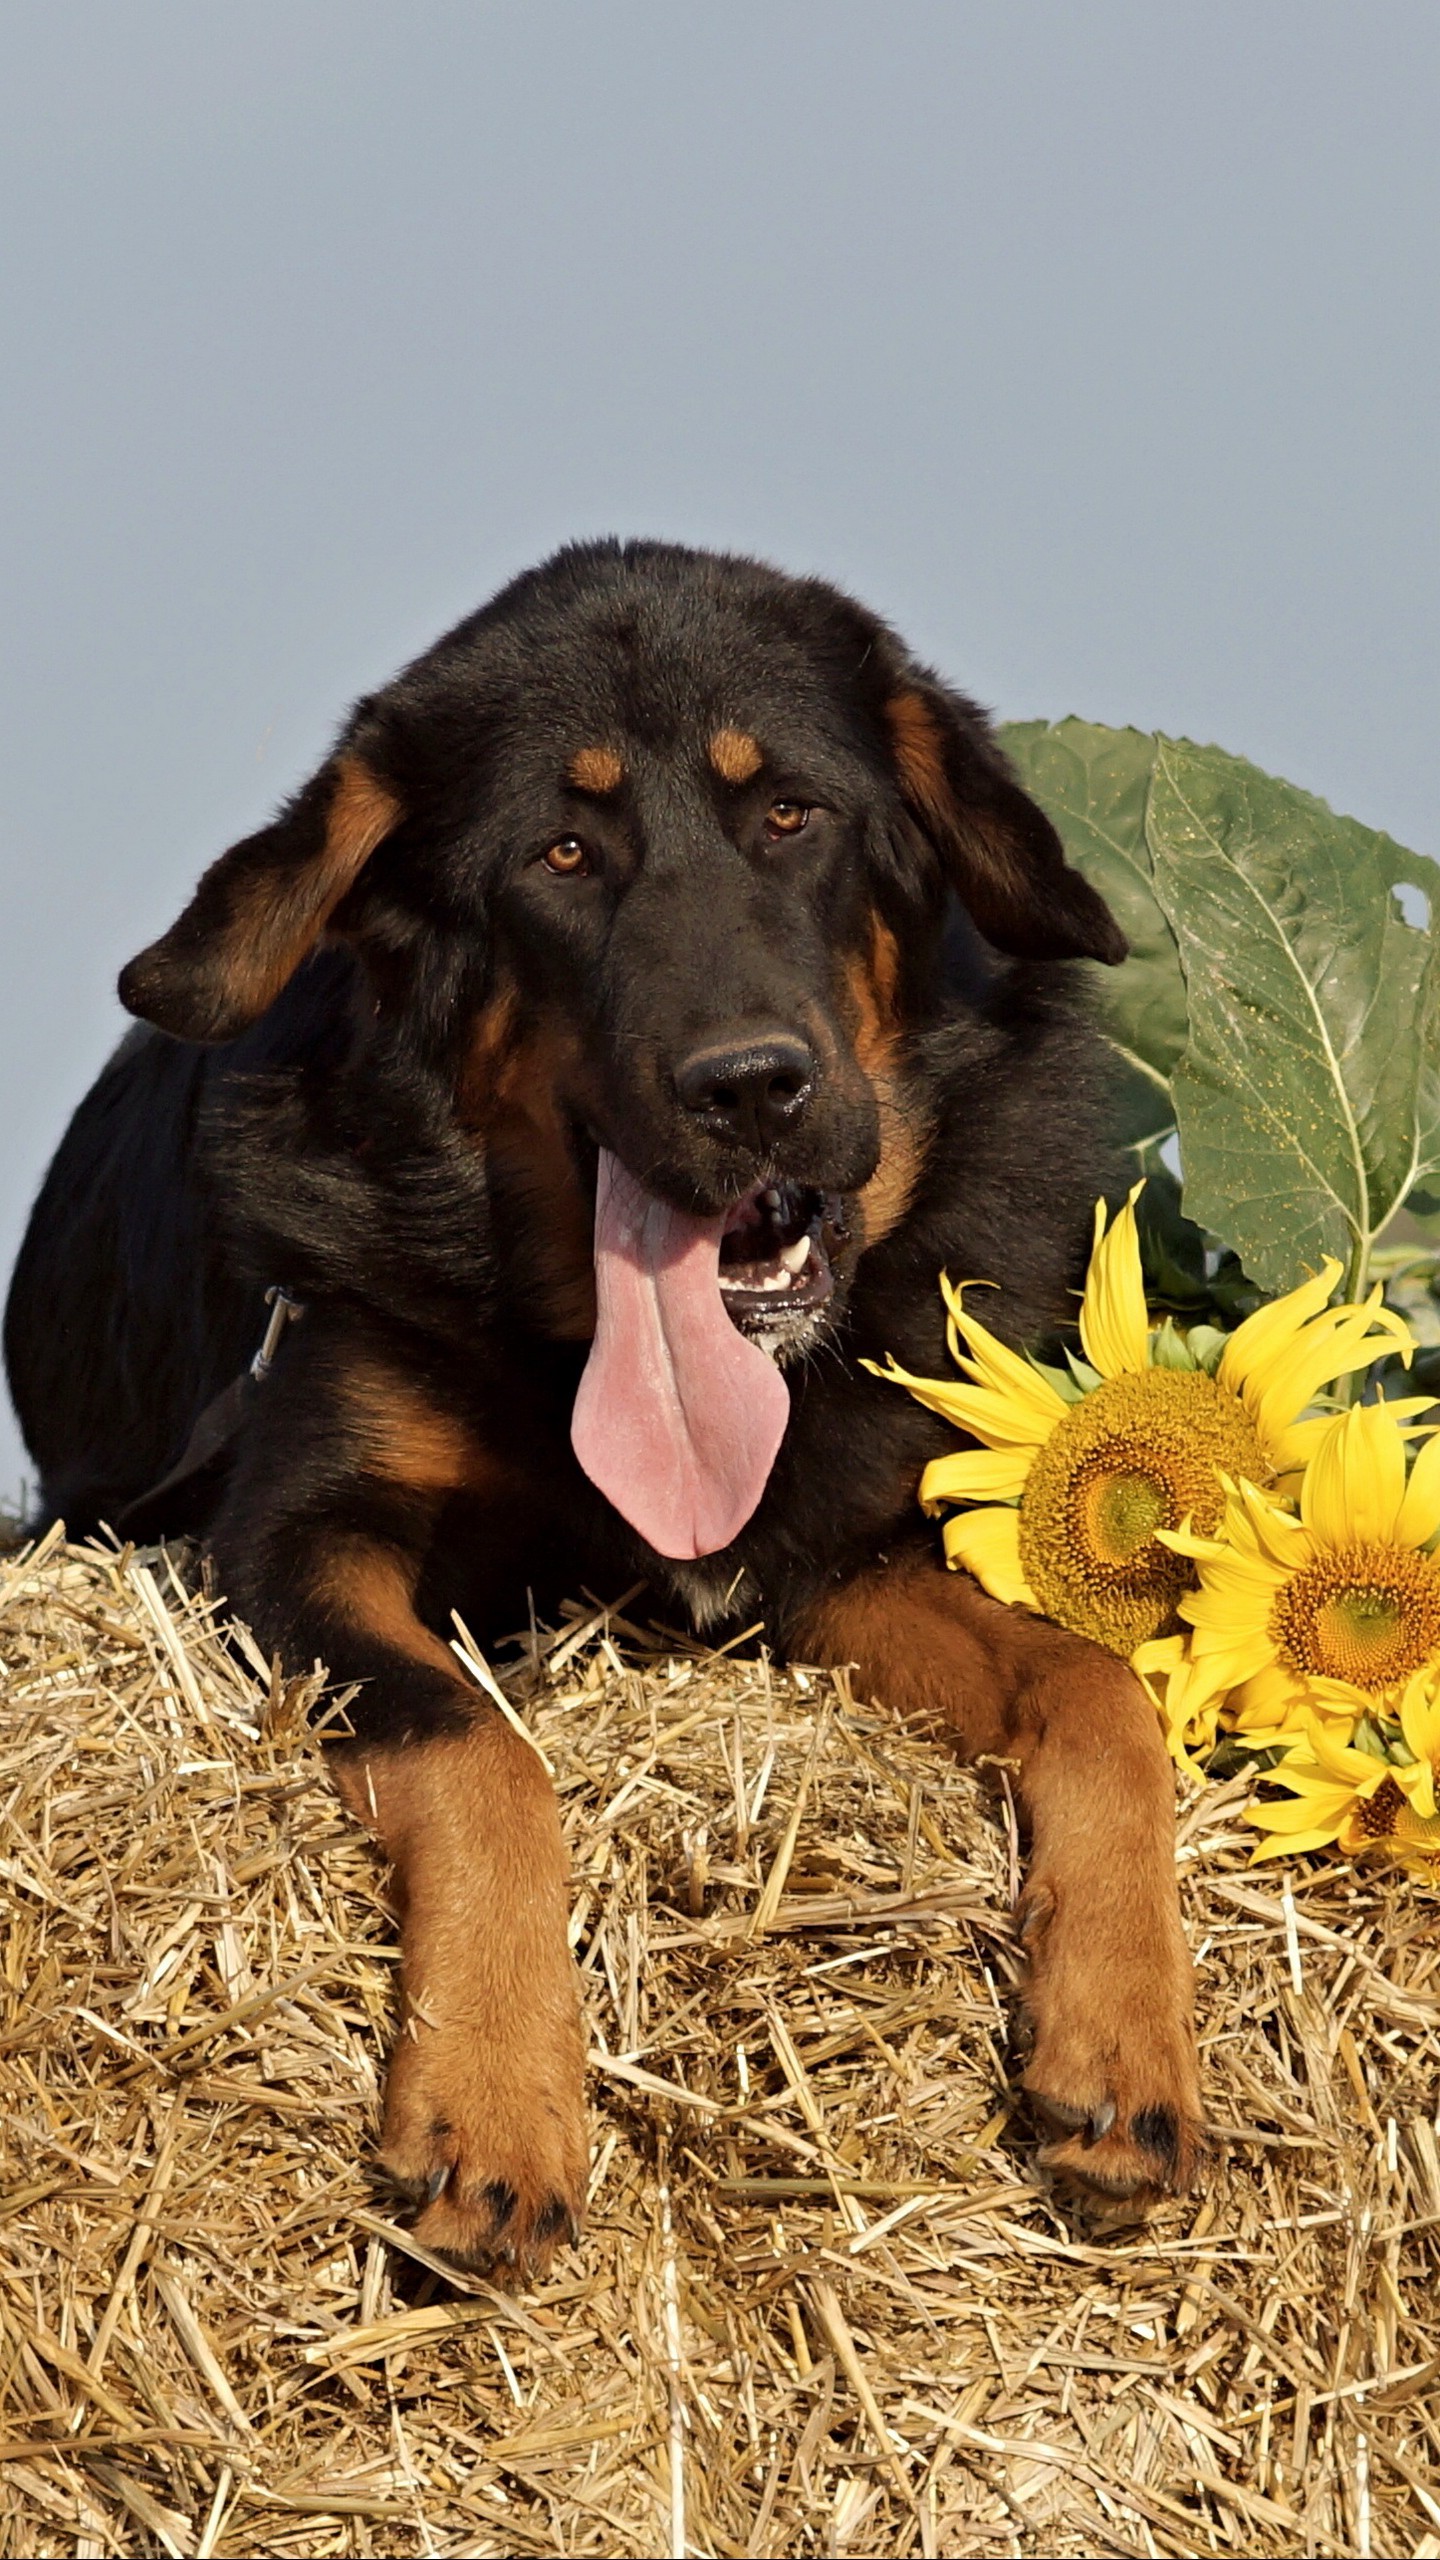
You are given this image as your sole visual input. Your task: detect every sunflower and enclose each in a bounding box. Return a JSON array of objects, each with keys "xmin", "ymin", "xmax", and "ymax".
[
  {"xmin": 1246, "ymin": 1671, "xmax": 1440, "ymax": 1872},
  {"xmin": 1162, "ymin": 1399, "xmax": 1440, "ymax": 1741},
  {"xmin": 870, "ymin": 1187, "xmax": 1415, "ymax": 1658},
  {"xmin": 1131, "ymin": 1632, "xmax": 1227, "ymax": 1776}
]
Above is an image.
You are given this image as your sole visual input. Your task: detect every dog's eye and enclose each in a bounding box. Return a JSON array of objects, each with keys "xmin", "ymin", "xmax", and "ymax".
[
  {"xmin": 542, "ymin": 837, "xmax": 592, "ymax": 877},
  {"xmin": 765, "ymin": 800, "xmax": 811, "ymax": 839}
]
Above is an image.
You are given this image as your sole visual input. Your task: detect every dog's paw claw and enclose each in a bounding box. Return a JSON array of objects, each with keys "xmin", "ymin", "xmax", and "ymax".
[
  {"xmin": 1028, "ymin": 2080, "xmax": 1207, "ymax": 2201},
  {"xmin": 379, "ymin": 2032, "xmax": 588, "ymax": 2280}
]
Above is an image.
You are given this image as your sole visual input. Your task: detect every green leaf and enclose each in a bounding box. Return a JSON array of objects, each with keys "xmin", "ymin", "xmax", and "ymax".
[
  {"xmin": 1001, "ymin": 719, "xmax": 1182, "ymax": 1152},
  {"xmin": 1144, "ymin": 740, "xmax": 1440, "ymax": 1297}
]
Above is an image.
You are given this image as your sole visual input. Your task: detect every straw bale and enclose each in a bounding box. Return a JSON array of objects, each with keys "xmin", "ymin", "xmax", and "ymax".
[{"xmin": 1, "ymin": 1528, "xmax": 1438, "ymax": 2555}]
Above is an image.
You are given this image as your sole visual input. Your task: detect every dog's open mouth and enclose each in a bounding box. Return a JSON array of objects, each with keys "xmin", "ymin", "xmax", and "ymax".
[
  {"xmin": 570, "ymin": 1152, "xmax": 848, "ymax": 1562},
  {"xmin": 717, "ymin": 1182, "xmax": 840, "ymax": 1325}
]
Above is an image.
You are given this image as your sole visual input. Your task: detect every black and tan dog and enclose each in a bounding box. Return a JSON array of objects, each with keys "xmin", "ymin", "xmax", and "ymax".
[{"xmin": 5, "ymin": 541, "xmax": 1203, "ymax": 2270}]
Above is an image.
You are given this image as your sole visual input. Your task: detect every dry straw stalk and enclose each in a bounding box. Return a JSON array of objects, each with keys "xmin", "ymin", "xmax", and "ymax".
[{"xmin": 0, "ymin": 1529, "xmax": 1438, "ymax": 2554}]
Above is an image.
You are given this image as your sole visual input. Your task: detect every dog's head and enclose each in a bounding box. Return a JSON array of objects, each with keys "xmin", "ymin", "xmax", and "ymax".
[{"xmin": 120, "ymin": 542, "xmax": 1123, "ymax": 1556}]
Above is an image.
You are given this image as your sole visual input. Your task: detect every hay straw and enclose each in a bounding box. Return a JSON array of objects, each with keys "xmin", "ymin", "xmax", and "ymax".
[{"xmin": 1, "ymin": 1530, "xmax": 1439, "ymax": 2553}]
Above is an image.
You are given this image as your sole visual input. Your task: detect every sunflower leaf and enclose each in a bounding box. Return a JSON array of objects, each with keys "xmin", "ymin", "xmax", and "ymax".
[
  {"xmin": 1144, "ymin": 740, "xmax": 1440, "ymax": 1296},
  {"xmin": 1001, "ymin": 720, "xmax": 1181, "ymax": 1151},
  {"xmin": 1003, "ymin": 718, "xmax": 1440, "ymax": 1302}
]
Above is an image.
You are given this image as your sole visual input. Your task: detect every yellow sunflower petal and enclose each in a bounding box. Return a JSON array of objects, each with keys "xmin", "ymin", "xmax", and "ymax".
[
  {"xmin": 1177, "ymin": 1622, "xmax": 1280, "ymax": 1692},
  {"xmin": 1305, "ymin": 1719, "xmax": 1384, "ymax": 1786},
  {"xmin": 863, "ymin": 1354, "xmax": 1056, "ymax": 1450},
  {"xmin": 1133, "ymin": 1637, "xmax": 1228, "ymax": 1774},
  {"xmin": 1395, "ymin": 1756, "xmax": 1438, "ymax": 1821},
  {"xmin": 1154, "ymin": 1521, "xmax": 1227, "ymax": 1564},
  {"xmin": 1231, "ymin": 1477, "xmax": 1314, "ymax": 1573},
  {"xmin": 1297, "ymin": 1675, "xmax": 1376, "ymax": 1722},
  {"xmin": 1248, "ymin": 1790, "xmax": 1354, "ymax": 1836},
  {"xmin": 1399, "ymin": 1667, "xmax": 1440, "ymax": 1756},
  {"xmin": 1263, "ymin": 1414, "xmax": 1333, "ymax": 1478},
  {"xmin": 1248, "ymin": 1817, "xmax": 1353, "ymax": 1860},
  {"xmin": 942, "ymin": 1504, "xmax": 1037, "ymax": 1607},
  {"xmin": 1132, "ymin": 1634, "xmax": 1188, "ymax": 1679},
  {"xmin": 1395, "ymin": 1427, "xmax": 1440, "ymax": 1552},
  {"xmin": 1260, "ymin": 1400, "xmax": 1434, "ymax": 1481},
  {"xmin": 1076, "ymin": 1186, "xmax": 1150, "ymax": 1380},
  {"xmin": 1241, "ymin": 1291, "xmax": 1414, "ymax": 1458},
  {"xmin": 1226, "ymin": 1660, "xmax": 1306, "ymax": 1734},
  {"xmin": 938, "ymin": 1283, "xmax": 1072, "ymax": 1437},
  {"xmin": 1165, "ymin": 1483, "xmax": 1297, "ymax": 1586},
  {"xmin": 1299, "ymin": 1401, "xmax": 1408, "ymax": 1548},
  {"xmin": 1217, "ymin": 1258, "xmax": 1344, "ymax": 1401},
  {"xmin": 920, "ymin": 1446, "xmax": 1033, "ymax": 1510}
]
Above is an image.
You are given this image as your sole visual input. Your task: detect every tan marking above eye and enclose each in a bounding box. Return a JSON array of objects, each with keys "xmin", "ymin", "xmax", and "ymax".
[
  {"xmin": 566, "ymin": 744, "xmax": 625, "ymax": 795},
  {"xmin": 542, "ymin": 837, "xmax": 591, "ymax": 876},
  {"xmin": 765, "ymin": 799, "xmax": 811, "ymax": 837},
  {"xmin": 709, "ymin": 727, "xmax": 764, "ymax": 785}
]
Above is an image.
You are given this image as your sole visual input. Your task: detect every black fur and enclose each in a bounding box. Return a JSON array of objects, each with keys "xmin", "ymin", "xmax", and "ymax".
[{"xmin": 6, "ymin": 539, "xmax": 1122, "ymax": 1715}]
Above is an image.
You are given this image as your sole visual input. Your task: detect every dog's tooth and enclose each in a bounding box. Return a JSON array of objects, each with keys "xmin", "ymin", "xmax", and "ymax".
[
  {"xmin": 761, "ymin": 1186, "xmax": 782, "ymax": 1210},
  {"xmin": 778, "ymin": 1237, "xmax": 810, "ymax": 1274},
  {"xmin": 719, "ymin": 1259, "xmax": 800, "ymax": 1294}
]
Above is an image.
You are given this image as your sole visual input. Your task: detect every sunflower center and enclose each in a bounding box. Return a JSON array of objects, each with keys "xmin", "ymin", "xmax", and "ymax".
[
  {"xmin": 1018, "ymin": 1366, "xmax": 1268, "ymax": 1657},
  {"xmin": 1270, "ymin": 1543, "xmax": 1440, "ymax": 1693},
  {"xmin": 1085, "ymin": 1470, "xmax": 1170, "ymax": 1562},
  {"xmin": 1348, "ymin": 1773, "xmax": 1407, "ymax": 1841}
]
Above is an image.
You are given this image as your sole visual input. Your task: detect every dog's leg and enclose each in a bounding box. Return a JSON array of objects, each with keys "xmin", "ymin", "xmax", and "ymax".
[
  {"xmin": 232, "ymin": 1519, "xmax": 586, "ymax": 2274},
  {"xmin": 795, "ymin": 1547, "xmax": 1204, "ymax": 2199}
]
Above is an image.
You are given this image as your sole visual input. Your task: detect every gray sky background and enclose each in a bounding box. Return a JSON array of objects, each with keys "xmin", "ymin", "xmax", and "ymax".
[{"xmin": 2, "ymin": 0, "xmax": 1437, "ymax": 1504}]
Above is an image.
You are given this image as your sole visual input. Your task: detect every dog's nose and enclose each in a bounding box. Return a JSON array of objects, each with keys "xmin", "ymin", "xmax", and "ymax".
[{"xmin": 675, "ymin": 1034, "xmax": 816, "ymax": 1151}]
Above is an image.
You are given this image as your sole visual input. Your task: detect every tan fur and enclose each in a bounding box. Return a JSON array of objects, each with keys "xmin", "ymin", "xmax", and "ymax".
[
  {"xmin": 319, "ymin": 1541, "xmax": 460, "ymax": 1678},
  {"xmin": 856, "ymin": 1094, "xmax": 924, "ymax": 1251},
  {"xmin": 333, "ymin": 1725, "xmax": 587, "ymax": 2276},
  {"xmin": 320, "ymin": 1555, "xmax": 588, "ymax": 2273},
  {"xmin": 566, "ymin": 744, "xmax": 625, "ymax": 795},
  {"xmin": 883, "ymin": 691, "xmax": 951, "ymax": 831},
  {"xmin": 844, "ymin": 916, "xmax": 927, "ymax": 1250},
  {"xmin": 708, "ymin": 726, "xmax": 764, "ymax": 785},
  {"xmin": 224, "ymin": 753, "xmax": 401, "ymax": 1022},
  {"xmin": 344, "ymin": 1368, "xmax": 486, "ymax": 1498},
  {"xmin": 884, "ymin": 689, "xmax": 1033, "ymax": 919},
  {"xmin": 796, "ymin": 1553, "xmax": 1204, "ymax": 2201},
  {"xmin": 327, "ymin": 753, "xmax": 404, "ymax": 874},
  {"xmin": 456, "ymin": 982, "xmax": 522, "ymax": 1118}
]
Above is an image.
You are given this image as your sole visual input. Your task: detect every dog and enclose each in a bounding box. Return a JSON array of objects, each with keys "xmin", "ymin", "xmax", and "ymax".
[{"xmin": 5, "ymin": 540, "xmax": 1203, "ymax": 2270}]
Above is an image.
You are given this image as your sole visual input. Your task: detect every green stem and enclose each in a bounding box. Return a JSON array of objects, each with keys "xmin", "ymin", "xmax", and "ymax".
[{"xmin": 1338, "ymin": 1226, "xmax": 1372, "ymax": 1406}]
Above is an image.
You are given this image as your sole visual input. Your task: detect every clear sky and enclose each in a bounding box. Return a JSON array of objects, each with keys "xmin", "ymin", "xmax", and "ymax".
[{"xmin": 2, "ymin": 0, "xmax": 1437, "ymax": 1503}]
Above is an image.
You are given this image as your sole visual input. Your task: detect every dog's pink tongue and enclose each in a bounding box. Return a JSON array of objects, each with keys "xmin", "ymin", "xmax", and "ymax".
[{"xmin": 571, "ymin": 1149, "xmax": 791, "ymax": 1560}]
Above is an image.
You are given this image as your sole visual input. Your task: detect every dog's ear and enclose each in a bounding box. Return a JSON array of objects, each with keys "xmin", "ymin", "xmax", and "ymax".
[
  {"xmin": 119, "ymin": 752, "xmax": 402, "ymax": 1042},
  {"xmin": 883, "ymin": 681, "xmax": 1126, "ymax": 965}
]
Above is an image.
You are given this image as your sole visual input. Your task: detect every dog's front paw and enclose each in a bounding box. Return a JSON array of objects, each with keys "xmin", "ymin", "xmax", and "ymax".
[
  {"xmin": 380, "ymin": 2009, "xmax": 589, "ymax": 2276},
  {"xmin": 1016, "ymin": 1875, "xmax": 1207, "ymax": 2203},
  {"xmin": 1025, "ymin": 2081, "xmax": 1207, "ymax": 2200}
]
